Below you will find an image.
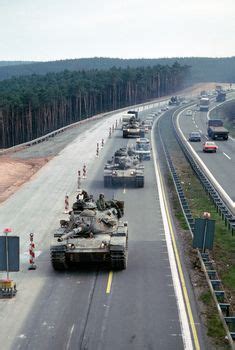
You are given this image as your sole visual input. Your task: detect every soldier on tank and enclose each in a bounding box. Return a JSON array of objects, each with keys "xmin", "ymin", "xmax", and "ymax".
[
  {"xmin": 76, "ymin": 189, "xmax": 89, "ymax": 201},
  {"xmin": 96, "ymin": 193, "xmax": 108, "ymax": 211}
]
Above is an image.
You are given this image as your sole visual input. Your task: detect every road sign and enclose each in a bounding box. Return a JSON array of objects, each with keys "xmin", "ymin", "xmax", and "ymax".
[
  {"xmin": 0, "ymin": 236, "xmax": 20, "ymax": 272},
  {"xmin": 193, "ymin": 218, "xmax": 215, "ymax": 251}
]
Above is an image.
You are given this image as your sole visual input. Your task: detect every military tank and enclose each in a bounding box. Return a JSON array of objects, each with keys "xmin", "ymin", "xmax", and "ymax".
[
  {"xmin": 51, "ymin": 197, "xmax": 128, "ymax": 271},
  {"xmin": 104, "ymin": 147, "xmax": 144, "ymax": 188},
  {"xmin": 123, "ymin": 117, "xmax": 144, "ymax": 138}
]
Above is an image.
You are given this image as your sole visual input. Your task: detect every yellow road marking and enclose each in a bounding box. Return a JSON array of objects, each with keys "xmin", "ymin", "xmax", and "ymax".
[
  {"xmin": 159, "ymin": 171, "xmax": 200, "ymax": 350},
  {"xmin": 106, "ymin": 271, "xmax": 113, "ymax": 294}
]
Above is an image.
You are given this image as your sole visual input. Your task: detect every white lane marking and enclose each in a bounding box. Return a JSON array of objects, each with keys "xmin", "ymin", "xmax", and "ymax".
[
  {"xmin": 223, "ymin": 152, "xmax": 231, "ymax": 160},
  {"xmin": 177, "ymin": 109, "xmax": 235, "ymax": 212},
  {"xmin": 195, "ymin": 124, "xmax": 198, "ymax": 128},
  {"xmin": 66, "ymin": 324, "xmax": 75, "ymax": 350},
  {"xmin": 199, "ymin": 130, "xmax": 202, "ymax": 133},
  {"xmin": 205, "ymin": 135, "xmax": 208, "ymax": 140},
  {"xmin": 151, "ymin": 126, "xmax": 194, "ymax": 350}
]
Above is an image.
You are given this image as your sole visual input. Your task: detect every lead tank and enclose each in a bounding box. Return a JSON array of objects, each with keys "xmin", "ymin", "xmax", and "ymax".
[
  {"xmin": 51, "ymin": 198, "xmax": 128, "ymax": 270},
  {"xmin": 104, "ymin": 147, "xmax": 144, "ymax": 187}
]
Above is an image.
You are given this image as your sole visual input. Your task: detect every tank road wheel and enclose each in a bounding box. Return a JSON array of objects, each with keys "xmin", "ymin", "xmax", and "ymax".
[
  {"xmin": 104, "ymin": 176, "xmax": 113, "ymax": 188},
  {"xmin": 51, "ymin": 247, "xmax": 68, "ymax": 271},
  {"xmin": 135, "ymin": 176, "xmax": 144, "ymax": 188},
  {"xmin": 110, "ymin": 248, "xmax": 127, "ymax": 270}
]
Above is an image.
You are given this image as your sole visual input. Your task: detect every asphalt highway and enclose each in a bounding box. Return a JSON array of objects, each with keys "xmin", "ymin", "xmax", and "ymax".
[
  {"xmin": 177, "ymin": 98, "xmax": 235, "ymax": 208},
  {"xmin": 0, "ymin": 103, "xmax": 206, "ymax": 349}
]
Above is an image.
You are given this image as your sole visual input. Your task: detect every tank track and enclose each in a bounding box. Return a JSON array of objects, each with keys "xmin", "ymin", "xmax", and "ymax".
[
  {"xmin": 51, "ymin": 248, "xmax": 68, "ymax": 271},
  {"xmin": 110, "ymin": 248, "xmax": 127, "ymax": 270}
]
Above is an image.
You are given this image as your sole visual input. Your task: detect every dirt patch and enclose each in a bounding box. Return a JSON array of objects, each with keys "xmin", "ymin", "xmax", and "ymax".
[{"xmin": 0, "ymin": 156, "xmax": 50, "ymax": 203}]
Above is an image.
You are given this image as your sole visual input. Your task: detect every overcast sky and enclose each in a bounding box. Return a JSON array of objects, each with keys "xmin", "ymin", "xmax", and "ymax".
[{"xmin": 0, "ymin": 0, "xmax": 235, "ymax": 61}]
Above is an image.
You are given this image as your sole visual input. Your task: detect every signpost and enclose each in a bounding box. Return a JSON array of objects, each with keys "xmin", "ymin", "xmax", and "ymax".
[
  {"xmin": 0, "ymin": 228, "xmax": 19, "ymax": 298},
  {"xmin": 193, "ymin": 213, "xmax": 215, "ymax": 252}
]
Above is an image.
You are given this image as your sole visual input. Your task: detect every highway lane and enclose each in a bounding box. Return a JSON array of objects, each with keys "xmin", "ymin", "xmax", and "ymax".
[
  {"xmin": 0, "ymin": 112, "xmax": 123, "ymax": 349},
  {"xmin": 11, "ymin": 119, "xmax": 185, "ymax": 350},
  {"xmin": 177, "ymin": 106, "xmax": 235, "ymax": 204},
  {"xmin": 0, "ymin": 104, "xmax": 205, "ymax": 350}
]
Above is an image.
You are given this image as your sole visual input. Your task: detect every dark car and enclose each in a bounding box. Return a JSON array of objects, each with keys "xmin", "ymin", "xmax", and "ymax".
[{"xmin": 189, "ymin": 132, "xmax": 201, "ymax": 142}]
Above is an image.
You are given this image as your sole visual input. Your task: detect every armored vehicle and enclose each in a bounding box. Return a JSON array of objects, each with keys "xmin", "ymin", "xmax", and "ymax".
[
  {"xmin": 51, "ymin": 197, "xmax": 128, "ymax": 270},
  {"xmin": 104, "ymin": 147, "xmax": 144, "ymax": 187},
  {"xmin": 134, "ymin": 138, "xmax": 151, "ymax": 160},
  {"xmin": 123, "ymin": 117, "xmax": 144, "ymax": 138},
  {"xmin": 168, "ymin": 96, "xmax": 180, "ymax": 106}
]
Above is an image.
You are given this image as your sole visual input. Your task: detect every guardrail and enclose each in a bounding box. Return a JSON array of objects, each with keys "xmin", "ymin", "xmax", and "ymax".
[{"xmin": 163, "ymin": 106, "xmax": 235, "ymax": 348}]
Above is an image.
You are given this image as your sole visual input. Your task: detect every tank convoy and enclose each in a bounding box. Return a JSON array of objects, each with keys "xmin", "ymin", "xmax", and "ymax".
[
  {"xmin": 104, "ymin": 147, "xmax": 144, "ymax": 187},
  {"xmin": 51, "ymin": 192, "xmax": 128, "ymax": 271}
]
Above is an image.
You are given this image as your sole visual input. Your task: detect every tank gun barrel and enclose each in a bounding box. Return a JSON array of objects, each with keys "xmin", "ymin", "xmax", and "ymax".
[{"xmin": 58, "ymin": 226, "xmax": 82, "ymax": 242}]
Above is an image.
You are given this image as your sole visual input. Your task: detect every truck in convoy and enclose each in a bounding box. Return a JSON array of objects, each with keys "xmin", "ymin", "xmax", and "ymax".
[
  {"xmin": 122, "ymin": 113, "xmax": 135, "ymax": 128},
  {"xmin": 207, "ymin": 119, "xmax": 229, "ymax": 140},
  {"xmin": 200, "ymin": 97, "xmax": 210, "ymax": 112},
  {"xmin": 127, "ymin": 110, "xmax": 139, "ymax": 121},
  {"xmin": 216, "ymin": 91, "xmax": 226, "ymax": 102}
]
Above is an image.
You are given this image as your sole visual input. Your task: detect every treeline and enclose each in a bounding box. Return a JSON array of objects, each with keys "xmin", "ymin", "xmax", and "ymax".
[
  {"xmin": 0, "ymin": 63, "xmax": 189, "ymax": 148},
  {"xmin": 0, "ymin": 57, "xmax": 235, "ymax": 83}
]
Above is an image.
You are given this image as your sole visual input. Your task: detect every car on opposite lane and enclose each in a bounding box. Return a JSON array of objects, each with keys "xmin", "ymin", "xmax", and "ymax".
[
  {"xmin": 203, "ymin": 141, "xmax": 218, "ymax": 153},
  {"xmin": 189, "ymin": 131, "xmax": 201, "ymax": 142},
  {"xmin": 186, "ymin": 109, "xmax": 193, "ymax": 116}
]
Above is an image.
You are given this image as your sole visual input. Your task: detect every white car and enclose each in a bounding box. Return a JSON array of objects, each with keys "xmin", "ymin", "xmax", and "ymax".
[{"xmin": 186, "ymin": 110, "xmax": 193, "ymax": 116}]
